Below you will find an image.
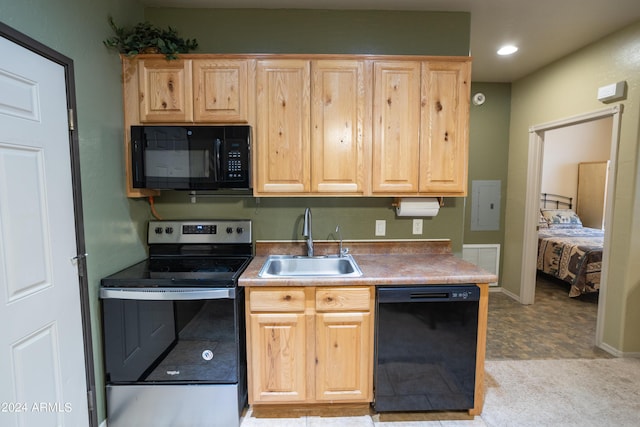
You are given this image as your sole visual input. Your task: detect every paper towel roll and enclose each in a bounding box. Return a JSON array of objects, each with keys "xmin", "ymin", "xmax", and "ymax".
[{"xmin": 395, "ymin": 197, "xmax": 440, "ymax": 217}]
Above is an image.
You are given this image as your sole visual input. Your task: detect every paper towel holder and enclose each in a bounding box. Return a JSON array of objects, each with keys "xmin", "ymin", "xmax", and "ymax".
[{"xmin": 392, "ymin": 197, "xmax": 444, "ymax": 208}]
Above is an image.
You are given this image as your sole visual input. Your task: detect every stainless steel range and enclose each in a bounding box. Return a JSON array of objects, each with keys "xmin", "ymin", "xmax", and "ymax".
[{"xmin": 100, "ymin": 220, "xmax": 252, "ymax": 427}]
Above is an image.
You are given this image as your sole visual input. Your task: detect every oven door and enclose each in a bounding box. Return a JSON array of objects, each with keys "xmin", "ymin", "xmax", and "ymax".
[{"xmin": 100, "ymin": 286, "xmax": 245, "ymax": 385}]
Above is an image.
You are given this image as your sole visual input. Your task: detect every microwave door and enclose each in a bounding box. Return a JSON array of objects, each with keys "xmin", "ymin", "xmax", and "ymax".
[
  {"xmin": 143, "ymin": 127, "xmax": 192, "ymax": 188},
  {"xmin": 146, "ymin": 150, "xmax": 190, "ymax": 180},
  {"xmin": 187, "ymin": 148, "xmax": 210, "ymax": 179}
]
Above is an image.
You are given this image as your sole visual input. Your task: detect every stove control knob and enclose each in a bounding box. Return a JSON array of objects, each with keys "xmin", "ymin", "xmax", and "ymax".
[
  {"xmin": 165, "ymin": 227, "xmax": 173, "ymax": 234},
  {"xmin": 236, "ymin": 227, "xmax": 244, "ymax": 234},
  {"xmin": 154, "ymin": 227, "xmax": 163, "ymax": 234},
  {"xmin": 226, "ymin": 227, "xmax": 233, "ymax": 234}
]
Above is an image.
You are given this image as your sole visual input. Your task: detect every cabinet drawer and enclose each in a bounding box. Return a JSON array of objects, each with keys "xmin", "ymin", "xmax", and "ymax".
[
  {"xmin": 316, "ymin": 287, "xmax": 371, "ymax": 311},
  {"xmin": 249, "ymin": 288, "xmax": 306, "ymax": 312}
]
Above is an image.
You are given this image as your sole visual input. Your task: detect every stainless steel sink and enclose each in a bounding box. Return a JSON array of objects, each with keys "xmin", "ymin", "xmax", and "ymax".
[{"xmin": 258, "ymin": 254, "xmax": 363, "ymax": 278}]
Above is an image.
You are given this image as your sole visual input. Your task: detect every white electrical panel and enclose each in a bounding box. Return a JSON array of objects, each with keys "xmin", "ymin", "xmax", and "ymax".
[{"xmin": 471, "ymin": 180, "xmax": 501, "ymax": 231}]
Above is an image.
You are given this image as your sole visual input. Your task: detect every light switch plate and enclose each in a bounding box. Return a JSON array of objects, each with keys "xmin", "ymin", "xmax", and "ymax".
[{"xmin": 375, "ymin": 220, "xmax": 386, "ymax": 236}]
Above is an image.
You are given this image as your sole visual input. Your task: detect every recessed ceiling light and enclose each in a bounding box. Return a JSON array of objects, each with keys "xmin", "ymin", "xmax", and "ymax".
[{"xmin": 497, "ymin": 45, "xmax": 518, "ymax": 56}]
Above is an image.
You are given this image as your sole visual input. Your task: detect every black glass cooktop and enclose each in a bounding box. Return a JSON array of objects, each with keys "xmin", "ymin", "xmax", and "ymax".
[
  {"xmin": 101, "ymin": 255, "xmax": 252, "ymax": 288},
  {"xmin": 148, "ymin": 256, "xmax": 250, "ymax": 277}
]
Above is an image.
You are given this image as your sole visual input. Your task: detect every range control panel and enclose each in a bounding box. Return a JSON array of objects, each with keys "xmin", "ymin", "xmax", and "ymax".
[{"xmin": 148, "ymin": 220, "xmax": 252, "ymax": 245}]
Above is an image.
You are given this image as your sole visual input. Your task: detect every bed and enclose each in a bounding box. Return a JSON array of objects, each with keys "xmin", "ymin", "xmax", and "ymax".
[{"xmin": 537, "ymin": 194, "xmax": 604, "ymax": 297}]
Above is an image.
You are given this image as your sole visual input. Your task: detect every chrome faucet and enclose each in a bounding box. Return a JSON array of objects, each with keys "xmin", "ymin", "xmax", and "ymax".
[
  {"xmin": 335, "ymin": 225, "xmax": 349, "ymax": 257},
  {"xmin": 302, "ymin": 208, "xmax": 314, "ymax": 257}
]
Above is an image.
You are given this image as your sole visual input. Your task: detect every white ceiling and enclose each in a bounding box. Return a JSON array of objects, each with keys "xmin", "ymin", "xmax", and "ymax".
[{"xmin": 140, "ymin": 0, "xmax": 640, "ymax": 82}]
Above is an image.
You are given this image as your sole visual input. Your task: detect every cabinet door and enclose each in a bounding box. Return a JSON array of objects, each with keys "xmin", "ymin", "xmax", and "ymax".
[
  {"xmin": 193, "ymin": 59, "xmax": 251, "ymax": 123},
  {"xmin": 315, "ymin": 312, "xmax": 371, "ymax": 402},
  {"xmin": 255, "ymin": 59, "xmax": 311, "ymax": 194},
  {"xmin": 249, "ymin": 312, "xmax": 307, "ymax": 403},
  {"xmin": 138, "ymin": 59, "xmax": 193, "ymax": 122},
  {"xmin": 372, "ymin": 61, "xmax": 421, "ymax": 193},
  {"xmin": 311, "ymin": 60, "xmax": 368, "ymax": 194},
  {"xmin": 419, "ymin": 60, "xmax": 470, "ymax": 195}
]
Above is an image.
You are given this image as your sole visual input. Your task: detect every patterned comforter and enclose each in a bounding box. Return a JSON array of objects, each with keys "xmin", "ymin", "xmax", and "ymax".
[{"xmin": 537, "ymin": 227, "xmax": 604, "ymax": 297}]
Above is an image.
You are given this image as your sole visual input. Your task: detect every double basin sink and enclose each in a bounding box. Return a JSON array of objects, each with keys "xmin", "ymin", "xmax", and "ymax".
[{"xmin": 258, "ymin": 254, "xmax": 363, "ymax": 278}]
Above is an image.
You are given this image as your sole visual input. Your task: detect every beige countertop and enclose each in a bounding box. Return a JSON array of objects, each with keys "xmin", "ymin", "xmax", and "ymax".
[{"xmin": 239, "ymin": 240, "xmax": 498, "ymax": 287}]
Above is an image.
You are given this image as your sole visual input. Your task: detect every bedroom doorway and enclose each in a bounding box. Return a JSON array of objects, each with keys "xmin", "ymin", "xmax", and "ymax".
[{"xmin": 520, "ymin": 106, "xmax": 622, "ymax": 348}]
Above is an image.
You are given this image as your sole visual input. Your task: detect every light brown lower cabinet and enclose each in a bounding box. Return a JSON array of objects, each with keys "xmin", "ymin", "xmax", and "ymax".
[
  {"xmin": 249, "ymin": 311, "xmax": 307, "ymax": 402},
  {"xmin": 315, "ymin": 311, "xmax": 371, "ymax": 401},
  {"xmin": 246, "ymin": 286, "xmax": 374, "ymax": 405}
]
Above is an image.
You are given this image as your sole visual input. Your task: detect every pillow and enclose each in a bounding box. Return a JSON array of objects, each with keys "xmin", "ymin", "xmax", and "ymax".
[
  {"xmin": 538, "ymin": 211, "xmax": 549, "ymax": 228},
  {"xmin": 540, "ymin": 209, "xmax": 583, "ymax": 228}
]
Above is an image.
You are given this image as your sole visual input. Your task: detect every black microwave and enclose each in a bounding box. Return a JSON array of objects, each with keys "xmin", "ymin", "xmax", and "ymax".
[{"xmin": 131, "ymin": 125, "xmax": 251, "ymax": 190}]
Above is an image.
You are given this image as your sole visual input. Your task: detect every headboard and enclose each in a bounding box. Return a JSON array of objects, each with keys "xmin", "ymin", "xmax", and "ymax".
[{"xmin": 540, "ymin": 193, "xmax": 573, "ymax": 209}]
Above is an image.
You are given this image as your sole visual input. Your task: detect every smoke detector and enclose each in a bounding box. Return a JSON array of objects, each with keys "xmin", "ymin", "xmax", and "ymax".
[{"xmin": 472, "ymin": 92, "xmax": 486, "ymax": 106}]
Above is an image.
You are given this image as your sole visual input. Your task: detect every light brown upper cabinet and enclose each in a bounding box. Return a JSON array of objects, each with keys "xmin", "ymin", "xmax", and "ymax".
[
  {"xmin": 254, "ymin": 59, "xmax": 369, "ymax": 196},
  {"xmin": 193, "ymin": 59, "xmax": 252, "ymax": 123},
  {"xmin": 254, "ymin": 59, "xmax": 311, "ymax": 194},
  {"xmin": 137, "ymin": 58, "xmax": 193, "ymax": 123},
  {"xmin": 372, "ymin": 59, "xmax": 471, "ymax": 196},
  {"xmin": 310, "ymin": 60, "xmax": 369, "ymax": 195},
  {"xmin": 134, "ymin": 57, "xmax": 253, "ymax": 124},
  {"xmin": 372, "ymin": 61, "xmax": 422, "ymax": 193},
  {"xmin": 419, "ymin": 60, "xmax": 470, "ymax": 195}
]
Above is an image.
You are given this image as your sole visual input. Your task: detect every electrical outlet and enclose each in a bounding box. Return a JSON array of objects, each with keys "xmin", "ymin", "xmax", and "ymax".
[
  {"xmin": 375, "ymin": 220, "xmax": 386, "ymax": 236},
  {"xmin": 412, "ymin": 219, "xmax": 423, "ymax": 235}
]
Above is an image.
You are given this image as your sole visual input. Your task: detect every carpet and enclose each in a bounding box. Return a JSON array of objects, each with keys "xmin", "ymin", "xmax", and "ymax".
[{"xmin": 482, "ymin": 358, "xmax": 640, "ymax": 427}]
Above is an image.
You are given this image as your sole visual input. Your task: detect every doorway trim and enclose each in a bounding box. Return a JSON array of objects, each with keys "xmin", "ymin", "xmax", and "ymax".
[
  {"xmin": 521, "ymin": 105, "xmax": 621, "ymax": 348},
  {"xmin": 0, "ymin": 22, "xmax": 98, "ymax": 426}
]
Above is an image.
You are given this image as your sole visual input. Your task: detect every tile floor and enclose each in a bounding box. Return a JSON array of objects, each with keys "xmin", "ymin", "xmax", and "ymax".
[
  {"xmin": 239, "ymin": 275, "xmax": 604, "ymax": 426},
  {"xmin": 240, "ymin": 408, "xmax": 487, "ymax": 427}
]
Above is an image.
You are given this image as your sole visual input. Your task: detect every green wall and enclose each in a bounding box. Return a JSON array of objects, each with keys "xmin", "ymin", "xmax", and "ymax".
[
  {"xmin": 145, "ymin": 8, "xmax": 470, "ymax": 56},
  {"xmin": 503, "ymin": 20, "xmax": 640, "ymax": 354},
  {"xmin": 1, "ymin": 0, "xmax": 148, "ymax": 422},
  {"xmin": 145, "ymin": 193, "xmax": 466, "ymax": 245}
]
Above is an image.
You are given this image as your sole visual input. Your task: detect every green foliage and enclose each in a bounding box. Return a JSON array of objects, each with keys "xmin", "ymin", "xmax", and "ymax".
[{"xmin": 103, "ymin": 16, "xmax": 198, "ymax": 60}]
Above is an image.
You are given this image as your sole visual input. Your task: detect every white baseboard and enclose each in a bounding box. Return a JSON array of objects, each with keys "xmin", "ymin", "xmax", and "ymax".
[
  {"xmin": 598, "ymin": 341, "xmax": 640, "ymax": 358},
  {"xmin": 99, "ymin": 419, "xmax": 107, "ymax": 427},
  {"xmin": 498, "ymin": 286, "xmax": 521, "ymax": 303}
]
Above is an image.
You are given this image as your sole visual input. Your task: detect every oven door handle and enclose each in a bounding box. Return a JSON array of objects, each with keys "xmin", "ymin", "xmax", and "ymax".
[{"xmin": 99, "ymin": 287, "xmax": 235, "ymax": 301}]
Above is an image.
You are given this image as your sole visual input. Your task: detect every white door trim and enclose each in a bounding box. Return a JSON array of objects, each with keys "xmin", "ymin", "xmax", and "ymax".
[{"xmin": 522, "ymin": 105, "xmax": 621, "ymax": 349}]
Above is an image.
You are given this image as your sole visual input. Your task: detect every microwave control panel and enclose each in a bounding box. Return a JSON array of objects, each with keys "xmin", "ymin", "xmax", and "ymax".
[{"xmin": 222, "ymin": 140, "xmax": 248, "ymax": 181}]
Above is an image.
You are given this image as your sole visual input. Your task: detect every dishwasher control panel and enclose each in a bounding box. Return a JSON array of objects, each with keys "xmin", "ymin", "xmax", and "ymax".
[
  {"xmin": 450, "ymin": 288, "xmax": 478, "ymax": 300},
  {"xmin": 377, "ymin": 285, "xmax": 480, "ymax": 303}
]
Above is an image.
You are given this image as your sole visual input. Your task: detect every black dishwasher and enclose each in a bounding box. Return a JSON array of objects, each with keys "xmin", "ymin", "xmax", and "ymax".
[{"xmin": 374, "ymin": 285, "xmax": 479, "ymax": 412}]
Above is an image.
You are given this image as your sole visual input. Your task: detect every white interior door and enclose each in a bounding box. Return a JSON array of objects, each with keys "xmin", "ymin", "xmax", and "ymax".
[{"xmin": 0, "ymin": 37, "xmax": 89, "ymax": 426}]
